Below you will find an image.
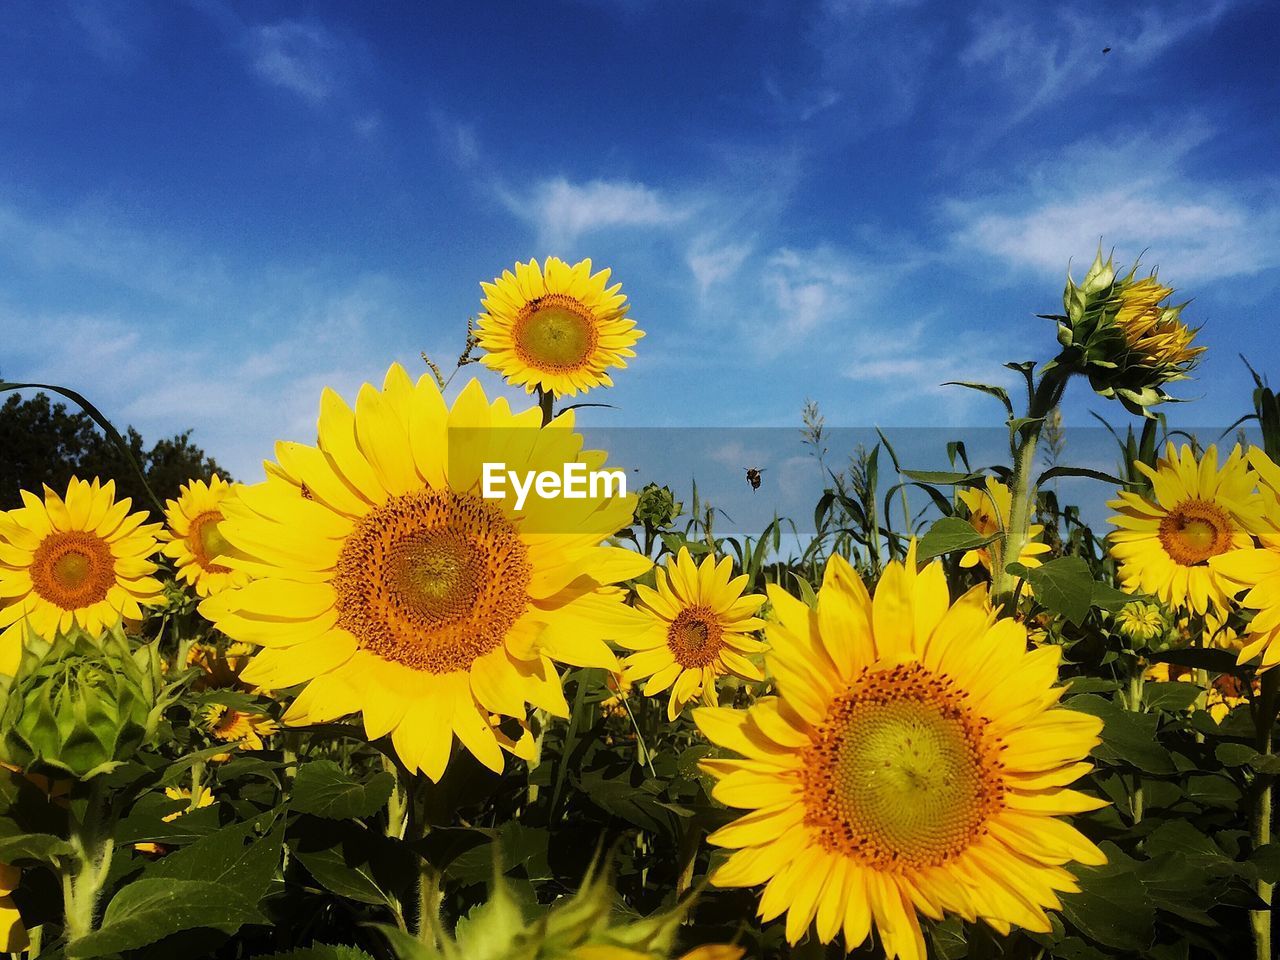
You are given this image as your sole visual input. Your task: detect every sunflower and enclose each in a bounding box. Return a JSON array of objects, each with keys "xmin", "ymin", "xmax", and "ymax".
[
  {"xmin": 134, "ymin": 785, "xmax": 215, "ymax": 855},
  {"xmin": 1144, "ymin": 613, "xmax": 1253, "ymax": 721},
  {"xmin": 695, "ymin": 547, "xmax": 1106, "ymax": 959},
  {"xmin": 955, "ymin": 477, "xmax": 1051, "ymax": 573},
  {"xmin": 0, "ymin": 478, "xmax": 163, "ymax": 674},
  {"xmin": 621, "ymin": 549, "xmax": 766, "ymax": 721},
  {"xmin": 476, "ymin": 257, "xmax": 644, "ymax": 397},
  {"xmin": 1209, "ymin": 448, "xmax": 1280, "ymax": 669},
  {"xmin": 201, "ymin": 704, "xmax": 279, "ymax": 754},
  {"xmin": 199, "ymin": 364, "xmax": 651, "ymax": 780},
  {"xmin": 1113, "ymin": 275, "xmax": 1204, "ymax": 371},
  {"xmin": 1107, "ymin": 444, "xmax": 1264, "ymax": 615},
  {"xmin": 162, "ymin": 475, "xmax": 251, "ymax": 598}
]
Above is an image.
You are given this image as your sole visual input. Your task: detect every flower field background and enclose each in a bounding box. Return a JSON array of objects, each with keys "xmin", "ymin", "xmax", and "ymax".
[{"xmin": 0, "ymin": 252, "xmax": 1278, "ymax": 960}]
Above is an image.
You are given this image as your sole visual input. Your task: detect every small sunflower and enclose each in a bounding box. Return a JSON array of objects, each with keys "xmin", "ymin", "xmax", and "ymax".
[
  {"xmin": 162, "ymin": 475, "xmax": 251, "ymax": 598},
  {"xmin": 600, "ymin": 670, "xmax": 634, "ymax": 719},
  {"xmin": 1209, "ymin": 448, "xmax": 1280, "ymax": 669},
  {"xmin": 696, "ymin": 547, "xmax": 1106, "ymax": 959},
  {"xmin": 1108, "ymin": 444, "xmax": 1264, "ymax": 614},
  {"xmin": 0, "ymin": 478, "xmax": 163, "ymax": 673},
  {"xmin": 187, "ymin": 640, "xmax": 256, "ymax": 690},
  {"xmin": 200, "ymin": 364, "xmax": 651, "ymax": 780},
  {"xmin": 0, "ymin": 863, "xmax": 26, "ymax": 953},
  {"xmin": 1144, "ymin": 616, "xmax": 1253, "ymax": 722},
  {"xmin": 1113, "ymin": 601, "xmax": 1167, "ymax": 644},
  {"xmin": 201, "ymin": 704, "xmax": 279, "ymax": 753},
  {"xmin": 955, "ymin": 477, "xmax": 1051, "ymax": 572},
  {"xmin": 476, "ymin": 257, "xmax": 643, "ymax": 397},
  {"xmin": 621, "ymin": 549, "xmax": 766, "ymax": 721}
]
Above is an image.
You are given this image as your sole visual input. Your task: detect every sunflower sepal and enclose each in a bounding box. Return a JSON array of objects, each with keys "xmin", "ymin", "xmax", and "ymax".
[{"xmin": 0, "ymin": 625, "xmax": 158, "ymax": 781}]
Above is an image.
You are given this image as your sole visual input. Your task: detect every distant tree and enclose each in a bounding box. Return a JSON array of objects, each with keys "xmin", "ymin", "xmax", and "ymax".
[{"xmin": 0, "ymin": 392, "xmax": 229, "ymax": 513}]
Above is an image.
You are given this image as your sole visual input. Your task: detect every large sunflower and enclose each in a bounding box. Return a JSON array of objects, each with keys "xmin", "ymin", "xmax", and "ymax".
[
  {"xmin": 162, "ymin": 475, "xmax": 251, "ymax": 598},
  {"xmin": 621, "ymin": 548, "xmax": 767, "ymax": 720},
  {"xmin": 1107, "ymin": 443, "xmax": 1264, "ymax": 614},
  {"xmin": 475, "ymin": 257, "xmax": 643, "ymax": 397},
  {"xmin": 0, "ymin": 478, "xmax": 163, "ymax": 674},
  {"xmin": 695, "ymin": 547, "xmax": 1105, "ymax": 959},
  {"xmin": 955, "ymin": 477, "xmax": 1051, "ymax": 573},
  {"xmin": 1209, "ymin": 448, "xmax": 1280, "ymax": 670},
  {"xmin": 200, "ymin": 364, "xmax": 651, "ymax": 780}
]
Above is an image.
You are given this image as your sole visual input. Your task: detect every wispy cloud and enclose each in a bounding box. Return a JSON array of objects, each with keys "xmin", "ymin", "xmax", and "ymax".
[
  {"xmin": 245, "ymin": 20, "xmax": 342, "ymax": 103},
  {"xmin": 960, "ymin": 2, "xmax": 1237, "ymax": 127},
  {"xmin": 500, "ymin": 177, "xmax": 694, "ymax": 249},
  {"xmin": 946, "ymin": 119, "xmax": 1280, "ymax": 284}
]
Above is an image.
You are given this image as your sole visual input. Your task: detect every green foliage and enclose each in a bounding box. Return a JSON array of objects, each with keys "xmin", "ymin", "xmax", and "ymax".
[{"xmin": 0, "ymin": 390, "xmax": 227, "ymax": 510}]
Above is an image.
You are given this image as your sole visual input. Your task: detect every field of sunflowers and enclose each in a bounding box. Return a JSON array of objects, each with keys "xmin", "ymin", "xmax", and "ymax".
[{"xmin": 2, "ymin": 250, "xmax": 1279, "ymax": 960}]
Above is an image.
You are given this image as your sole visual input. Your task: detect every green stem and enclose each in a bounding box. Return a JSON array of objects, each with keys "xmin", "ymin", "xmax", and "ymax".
[
  {"xmin": 1252, "ymin": 669, "xmax": 1280, "ymax": 960},
  {"xmin": 537, "ymin": 388, "xmax": 555, "ymax": 427},
  {"xmin": 62, "ymin": 780, "xmax": 115, "ymax": 943},
  {"xmin": 1127, "ymin": 668, "xmax": 1145, "ymax": 825}
]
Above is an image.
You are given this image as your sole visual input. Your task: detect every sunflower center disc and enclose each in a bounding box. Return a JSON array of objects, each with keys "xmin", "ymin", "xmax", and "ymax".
[
  {"xmin": 333, "ymin": 490, "xmax": 532, "ymax": 674},
  {"xmin": 667, "ymin": 606, "xmax": 723, "ymax": 667},
  {"xmin": 190, "ymin": 511, "xmax": 233, "ymax": 573},
  {"xmin": 1158, "ymin": 498, "xmax": 1233, "ymax": 565},
  {"xmin": 30, "ymin": 531, "xmax": 115, "ymax": 609},
  {"xmin": 513, "ymin": 294, "xmax": 599, "ymax": 371},
  {"xmin": 802, "ymin": 662, "xmax": 1003, "ymax": 870}
]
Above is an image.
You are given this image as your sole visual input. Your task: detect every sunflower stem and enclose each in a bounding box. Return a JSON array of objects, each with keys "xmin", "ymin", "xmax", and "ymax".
[
  {"xmin": 1251, "ymin": 669, "xmax": 1280, "ymax": 960},
  {"xmin": 1127, "ymin": 667, "xmax": 1145, "ymax": 824},
  {"xmin": 61, "ymin": 779, "xmax": 115, "ymax": 944},
  {"xmin": 537, "ymin": 388, "xmax": 555, "ymax": 427}
]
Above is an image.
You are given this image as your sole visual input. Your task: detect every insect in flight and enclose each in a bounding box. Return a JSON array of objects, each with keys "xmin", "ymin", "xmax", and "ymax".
[{"xmin": 744, "ymin": 467, "xmax": 765, "ymax": 491}]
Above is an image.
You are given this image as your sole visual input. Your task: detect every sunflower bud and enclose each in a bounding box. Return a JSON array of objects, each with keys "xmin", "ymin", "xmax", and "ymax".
[
  {"xmin": 634, "ymin": 483, "xmax": 682, "ymax": 530},
  {"xmin": 408, "ymin": 857, "xmax": 732, "ymax": 960},
  {"xmin": 0, "ymin": 627, "xmax": 157, "ymax": 780},
  {"xmin": 1053, "ymin": 250, "xmax": 1204, "ymax": 415}
]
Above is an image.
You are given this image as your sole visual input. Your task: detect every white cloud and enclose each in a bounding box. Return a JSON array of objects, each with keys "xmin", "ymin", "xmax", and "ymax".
[
  {"xmin": 947, "ymin": 121, "xmax": 1280, "ymax": 284},
  {"xmin": 687, "ymin": 236, "xmax": 754, "ymax": 294},
  {"xmin": 960, "ymin": 2, "xmax": 1237, "ymax": 126},
  {"xmin": 843, "ymin": 318, "xmax": 1018, "ymax": 402},
  {"xmin": 500, "ymin": 177, "xmax": 693, "ymax": 249},
  {"xmin": 246, "ymin": 20, "xmax": 341, "ymax": 103}
]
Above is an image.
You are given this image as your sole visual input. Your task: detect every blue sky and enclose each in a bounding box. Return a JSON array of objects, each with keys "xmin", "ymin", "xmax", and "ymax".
[{"xmin": 0, "ymin": 0, "xmax": 1277, "ymax": 485}]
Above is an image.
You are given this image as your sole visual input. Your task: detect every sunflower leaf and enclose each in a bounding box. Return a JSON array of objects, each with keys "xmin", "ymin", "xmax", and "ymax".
[
  {"xmin": 916, "ymin": 517, "xmax": 997, "ymax": 561},
  {"xmin": 291, "ymin": 759, "xmax": 395, "ymax": 820}
]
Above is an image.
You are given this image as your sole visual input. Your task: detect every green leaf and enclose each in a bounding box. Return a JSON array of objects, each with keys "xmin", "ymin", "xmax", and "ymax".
[
  {"xmin": 1143, "ymin": 681, "xmax": 1203, "ymax": 713},
  {"xmin": 289, "ymin": 817, "xmax": 415, "ymax": 908},
  {"xmin": 901, "ymin": 469, "xmax": 982, "ymax": 485},
  {"xmin": 0, "ymin": 826, "xmax": 72, "ymax": 863},
  {"xmin": 1060, "ymin": 844, "xmax": 1155, "ymax": 952},
  {"xmin": 67, "ymin": 878, "xmax": 264, "ymax": 958},
  {"xmin": 1214, "ymin": 742, "xmax": 1258, "ymax": 768},
  {"xmin": 942, "ymin": 380, "xmax": 1013, "ymax": 416},
  {"xmin": 1090, "ymin": 580, "xmax": 1137, "ymax": 613},
  {"xmin": 291, "ymin": 760, "xmax": 395, "ymax": 820},
  {"xmin": 1145, "ymin": 820, "xmax": 1245, "ymax": 878},
  {"xmin": 254, "ymin": 947, "xmax": 378, "ymax": 960},
  {"xmin": 149, "ymin": 809, "xmax": 284, "ymax": 898},
  {"xmin": 916, "ymin": 517, "xmax": 996, "ymax": 562},
  {"xmin": 1037, "ymin": 465, "xmax": 1128, "ymax": 487},
  {"xmin": 1068, "ymin": 694, "xmax": 1176, "ymax": 774},
  {"xmin": 1020, "ymin": 556, "xmax": 1097, "ymax": 625}
]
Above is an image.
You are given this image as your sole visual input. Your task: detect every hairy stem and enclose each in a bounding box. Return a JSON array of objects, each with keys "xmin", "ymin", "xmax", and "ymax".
[{"xmin": 62, "ymin": 780, "xmax": 115, "ymax": 943}]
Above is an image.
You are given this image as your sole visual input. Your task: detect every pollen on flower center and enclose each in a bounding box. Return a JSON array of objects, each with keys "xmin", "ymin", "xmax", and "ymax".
[
  {"xmin": 667, "ymin": 606, "xmax": 724, "ymax": 667},
  {"xmin": 332, "ymin": 489, "xmax": 532, "ymax": 674},
  {"xmin": 30, "ymin": 531, "xmax": 116, "ymax": 609},
  {"xmin": 512, "ymin": 294, "xmax": 599, "ymax": 371},
  {"xmin": 1158, "ymin": 499, "xmax": 1234, "ymax": 565},
  {"xmin": 802, "ymin": 662, "xmax": 1004, "ymax": 870},
  {"xmin": 189, "ymin": 511, "xmax": 233, "ymax": 573}
]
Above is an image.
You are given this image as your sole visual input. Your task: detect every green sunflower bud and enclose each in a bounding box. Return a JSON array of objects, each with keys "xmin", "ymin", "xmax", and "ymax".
[
  {"xmin": 1051, "ymin": 249, "xmax": 1204, "ymax": 416},
  {"xmin": 634, "ymin": 483, "xmax": 682, "ymax": 530},
  {"xmin": 392, "ymin": 857, "xmax": 731, "ymax": 960},
  {"xmin": 0, "ymin": 626, "xmax": 157, "ymax": 780}
]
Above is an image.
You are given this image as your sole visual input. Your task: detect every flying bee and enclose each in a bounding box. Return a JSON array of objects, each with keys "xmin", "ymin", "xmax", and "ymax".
[{"xmin": 744, "ymin": 467, "xmax": 765, "ymax": 491}]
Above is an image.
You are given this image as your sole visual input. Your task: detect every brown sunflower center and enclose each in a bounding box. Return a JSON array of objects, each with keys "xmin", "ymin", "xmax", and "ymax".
[
  {"xmin": 332, "ymin": 489, "xmax": 531, "ymax": 674},
  {"xmin": 188, "ymin": 511, "xmax": 232, "ymax": 573},
  {"xmin": 801, "ymin": 662, "xmax": 1004, "ymax": 871},
  {"xmin": 30, "ymin": 531, "xmax": 116, "ymax": 610},
  {"xmin": 667, "ymin": 606, "xmax": 724, "ymax": 667},
  {"xmin": 1157, "ymin": 499, "xmax": 1234, "ymax": 566},
  {"xmin": 512, "ymin": 294, "xmax": 599, "ymax": 371}
]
